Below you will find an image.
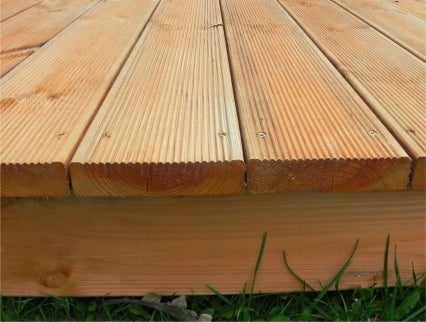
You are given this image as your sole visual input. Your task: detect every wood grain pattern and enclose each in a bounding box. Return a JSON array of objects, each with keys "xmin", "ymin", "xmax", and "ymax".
[
  {"xmin": 70, "ymin": 0, "xmax": 245, "ymax": 196},
  {"xmin": 0, "ymin": 48, "xmax": 37, "ymax": 77},
  {"xmin": 0, "ymin": 0, "xmax": 159, "ymax": 197},
  {"xmin": 1, "ymin": 191, "xmax": 424, "ymax": 295},
  {"xmin": 332, "ymin": 0, "xmax": 426, "ymax": 61},
  {"xmin": 384, "ymin": 0, "xmax": 426, "ymax": 19},
  {"xmin": 280, "ymin": 0, "xmax": 426, "ymax": 189},
  {"xmin": 0, "ymin": 0, "xmax": 41, "ymax": 22},
  {"xmin": 0, "ymin": 0, "xmax": 99, "ymax": 53},
  {"xmin": 221, "ymin": 0, "xmax": 411, "ymax": 193}
]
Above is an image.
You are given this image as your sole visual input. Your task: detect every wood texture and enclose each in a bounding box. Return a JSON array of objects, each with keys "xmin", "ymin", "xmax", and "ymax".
[
  {"xmin": 0, "ymin": 48, "xmax": 36, "ymax": 77},
  {"xmin": 1, "ymin": 191, "xmax": 424, "ymax": 296},
  {"xmin": 332, "ymin": 0, "xmax": 426, "ymax": 61},
  {"xmin": 385, "ymin": 0, "xmax": 426, "ymax": 19},
  {"xmin": 0, "ymin": 0, "xmax": 41, "ymax": 22},
  {"xmin": 0, "ymin": 0, "xmax": 99, "ymax": 53},
  {"xmin": 0, "ymin": 0, "xmax": 159, "ymax": 197},
  {"xmin": 70, "ymin": 0, "xmax": 245, "ymax": 196},
  {"xmin": 280, "ymin": 0, "xmax": 426, "ymax": 189},
  {"xmin": 221, "ymin": 0, "xmax": 411, "ymax": 193}
]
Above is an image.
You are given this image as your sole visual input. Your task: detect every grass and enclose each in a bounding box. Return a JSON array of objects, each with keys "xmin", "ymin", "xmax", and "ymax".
[{"xmin": 1, "ymin": 234, "xmax": 425, "ymax": 321}]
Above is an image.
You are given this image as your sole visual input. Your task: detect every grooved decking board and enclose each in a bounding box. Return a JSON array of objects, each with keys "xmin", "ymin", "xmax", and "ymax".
[
  {"xmin": 0, "ymin": 0, "xmax": 41, "ymax": 22},
  {"xmin": 221, "ymin": 0, "xmax": 411, "ymax": 193},
  {"xmin": 0, "ymin": 47, "xmax": 37, "ymax": 77},
  {"xmin": 332, "ymin": 0, "xmax": 426, "ymax": 60},
  {"xmin": 1, "ymin": 191, "xmax": 424, "ymax": 295},
  {"xmin": 385, "ymin": 0, "xmax": 426, "ymax": 19},
  {"xmin": 70, "ymin": 0, "xmax": 245, "ymax": 196},
  {"xmin": 280, "ymin": 0, "xmax": 426, "ymax": 189},
  {"xmin": 0, "ymin": 0, "xmax": 100, "ymax": 53},
  {"xmin": 0, "ymin": 0, "xmax": 159, "ymax": 197}
]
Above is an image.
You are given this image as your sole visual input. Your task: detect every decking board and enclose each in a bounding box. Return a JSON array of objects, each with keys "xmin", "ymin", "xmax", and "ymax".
[
  {"xmin": 0, "ymin": 0, "xmax": 100, "ymax": 53},
  {"xmin": 332, "ymin": 0, "xmax": 426, "ymax": 60},
  {"xmin": 280, "ymin": 0, "xmax": 426, "ymax": 189},
  {"xmin": 0, "ymin": 0, "xmax": 41, "ymax": 22},
  {"xmin": 221, "ymin": 0, "xmax": 411, "ymax": 193},
  {"xmin": 0, "ymin": 0, "xmax": 159, "ymax": 197},
  {"xmin": 0, "ymin": 47, "xmax": 37, "ymax": 77},
  {"xmin": 384, "ymin": 0, "xmax": 426, "ymax": 19},
  {"xmin": 1, "ymin": 191, "xmax": 424, "ymax": 296},
  {"xmin": 70, "ymin": 0, "xmax": 245, "ymax": 196}
]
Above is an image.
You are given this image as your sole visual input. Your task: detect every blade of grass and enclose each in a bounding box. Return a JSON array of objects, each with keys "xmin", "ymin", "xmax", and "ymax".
[
  {"xmin": 205, "ymin": 285, "xmax": 232, "ymax": 306},
  {"xmin": 402, "ymin": 304, "xmax": 426, "ymax": 322},
  {"xmin": 250, "ymin": 232, "xmax": 268, "ymax": 295},
  {"xmin": 282, "ymin": 251, "xmax": 315, "ymax": 292},
  {"xmin": 383, "ymin": 235, "xmax": 390, "ymax": 299},
  {"xmin": 303, "ymin": 239, "xmax": 359, "ymax": 318}
]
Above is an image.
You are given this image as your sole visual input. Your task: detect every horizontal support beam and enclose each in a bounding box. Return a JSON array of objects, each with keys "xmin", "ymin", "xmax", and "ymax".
[{"xmin": 1, "ymin": 191, "xmax": 424, "ymax": 296}]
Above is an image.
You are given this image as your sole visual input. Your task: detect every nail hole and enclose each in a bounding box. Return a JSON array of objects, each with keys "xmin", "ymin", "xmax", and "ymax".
[
  {"xmin": 57, "ymin": 132, "xmax": 65, "ymax": 139},
  {"xmin": 368, "ymin": 130, "xmax": 377, "ymax": 136},
  {"xmin": 257, "ymin": 131, "xmax": 266, "ymax": 138},
  {"xmin": 408, "ymin": 129, "xmax": 415, "ymax": 136},
  {"xmin": 218, "ymin": 132, "xmax": 227, "ymax": 137},
  {"xmin": 103, "ymin": 131, "xmax": 111, "ymax": 138}
]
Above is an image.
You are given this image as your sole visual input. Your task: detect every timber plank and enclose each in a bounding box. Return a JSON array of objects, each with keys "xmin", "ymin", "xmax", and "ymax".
[
  {"xmin": 0, "ymin": 0, "xmax": 100, "ymax": 53},
  {"xmin": 280, "ymin": 0, "xmax": 426, "ymax": 189},
  {"xmin": 332, "ymin": 0, "xmax": 426, "ymax": 60},
  {"xmin": 0, "ymin": 0, "xmax": 159, "ymax": 197},
  {"xmin": 384, "ymin": 0, "xmax": 426, "ymax": 19},
  {"xmin": 70, "ymin": 0, "xmax": 245, "ymax": 196},
  {"xmin": 0, "ymin": 0, "xmax": 41, "ymax": 22},
  {"xmin": 1, "ymin": 191, "xmax": 424, "ymax": 295},
  {"xmin": 221, "ymin": 0, "xmax": 411, "ymax": 193},
  {"xmin": 0, "ymin": 47, "xmax": 37, "ymax": 77}
]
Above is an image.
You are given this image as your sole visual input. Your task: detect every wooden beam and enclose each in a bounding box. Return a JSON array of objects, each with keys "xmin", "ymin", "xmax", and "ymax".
[
  {"xmin": 0, "ymin": 47, "xmax": 37, "ymax": 77},
  {"xmin": 0, "ymin": 0, "xmax": 41, "ymax": 22},
  {"xmin": 70, "ymin": 0, "xmax": 245, "ymax": 196},
  {"xmin": 279, "ymin": 0, "xmax": 426, "ymax": 189},
  {"xmin": 0, "ymin": 0, "xmax": 100, "ymax": 53},
  {"xmin": 0, "ymin": 0, "xmax": 159, "ymax": 197},
  {"xmin": 221, "ymin": 0, "xmax": 411, "ymax": 193},
  {"xmin": 332, "ymin": 0, "xmax": 425, "ymax": 61},
  {"xmin": 1, "ymin": 191, "xmax": 424, "ymax": 296}
]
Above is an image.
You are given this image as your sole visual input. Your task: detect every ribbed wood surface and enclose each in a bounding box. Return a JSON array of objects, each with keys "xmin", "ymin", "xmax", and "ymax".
[
  {"xmin": 0, "ymin": 0, "xmax": 41, "ymax": 22},
  {"xmin": 332, "ymin": 0, "xmax": 426, "ymax": 60},
  {"xmin": 385, "ymin": 0, "xmax": 426, "ymax": 18},
  {"xmin": 280, "ymin": 0, "xmax": 425, "ymax": 189},
  {"xmin": 0, "ymin": 48, "xmax": 36, "ymax": 77},
  {"xmin": 71, "ymin": 0, "xmax": 245, "ymax": 196},
  {"xmin": 0, "ymin": 0, "xmax": 159, "ymax": 197},
  {"xmin": 0, "ymin": 0, "xmax": 99, "ymax": 53},
  {"xmin": 221, "ymin": 0, "xmax": 411, "ymax": 193}
]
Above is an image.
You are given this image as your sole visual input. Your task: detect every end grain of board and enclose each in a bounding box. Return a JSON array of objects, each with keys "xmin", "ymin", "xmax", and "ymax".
[
  {"xmin": 0, "ymin": 0, "xmax": 159, "ymax": 197},
  {"xmin": 221, "ymin": 0, "xmax": 411, "ymax": 193},
  {"xmin": 70, "ymin": 0, "xmax": 245, "ymax": 196}
]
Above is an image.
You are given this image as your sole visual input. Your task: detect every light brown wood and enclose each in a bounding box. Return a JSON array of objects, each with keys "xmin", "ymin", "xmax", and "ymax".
[
  {"xmin": 280, "ymin": 0, "xmax": 426, "ymax": 189},
  {"xmin": 0, "ymin": 0, "xmax": 41, "ymax": 22},
  {"xmin": 0, "ymin": 0, "xmax": 100, "ymax": 53},
  {"xmin": 1, "ymin": 191, "xmax": 424, "ymax": 296},
  {"xmin": 384, "ymin": 0, "xmax": 426, "ymax": 19},
  {"xmin": 0, "ymin": 47, "xmax": 37, "ymax": 77},
  {"xmin": 0, "ymin": 0, "xmax": 159, "ymax": 197},
  {"xmin": 221, "ymin": 0, "xmax": 411, "ymax": 193},
  {"xmin": 70, "ymin": 0, "xmax": 245, "ymax": 196},
  {"xmin": 332, "ymin": 0, "xmax": 426, "ymax": 61}
]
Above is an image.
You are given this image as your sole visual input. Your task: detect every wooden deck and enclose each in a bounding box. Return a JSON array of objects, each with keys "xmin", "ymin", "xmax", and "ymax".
[{"xmin": 1, "ymin": 0, "xmax": 425, "ymax": 296}]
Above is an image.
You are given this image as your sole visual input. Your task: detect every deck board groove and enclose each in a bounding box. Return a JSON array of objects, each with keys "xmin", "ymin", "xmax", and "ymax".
[
  {"xmin": 279, "ymin": 0, "xmax": 426, "ymax": 189},
  {"xmin": 221, "ymin": 0, "xmax": 411, "ymax": 193},
  {"xmin": 0, "ymin": 0, "xmax": 159, "ymax": 197},
  {"xmin": 0, "ymin": 47, "xmax": 37, "ymax": 77},
  {"xmin": 70, "ymin": 0, "xmax": 245, "ymax": 196},
  {"xmin": 0, "ymin": 0, "xmax": 41, "ymax": 22}
]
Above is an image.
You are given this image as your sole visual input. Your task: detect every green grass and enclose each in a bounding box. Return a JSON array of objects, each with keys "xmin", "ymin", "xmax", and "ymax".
[{"xmin": 1, "ymin": 234, "xmax": 425, "ymax": 321}]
